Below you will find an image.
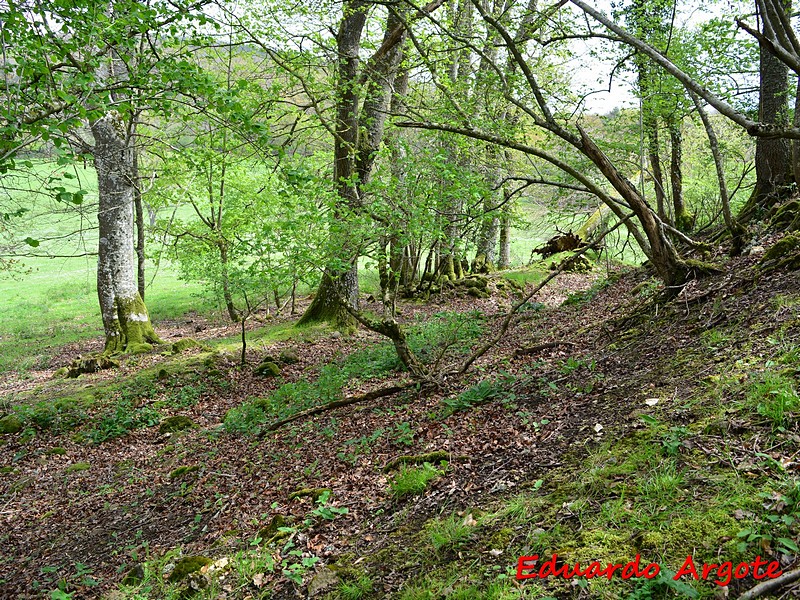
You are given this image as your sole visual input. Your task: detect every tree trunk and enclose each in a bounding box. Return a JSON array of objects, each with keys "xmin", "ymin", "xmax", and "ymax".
[
  {"xmin": 577, "ymin": 125, "xmax": 689, "ymax": 291},
  {"xmin": 299, "ymin": 1, "xmax": 367, "ymax": 327},
  {"xmin": 219, "ymin": 241, "xmax": 239, "ymax": 323},
  {"xmin": 132, "ymin": 145, "xmax": 146, "ymax": 300},
  {"xmin": 792, "ymin": 74, "xmax": 800, "ymax": 186},
  {"xmin": 741, "ymin": 1, "xmax": 792, "ymax": 219},
  {"xmin": 669, "ymin": 120, "xmax": 691, "ymax": 231},
  {"xmin": 645, "ymin": 119, "xmax": 669, "ymax": 223},
  {"xmin": 92, "ymin": 112, "xmax": 160, "ymax": 354}
]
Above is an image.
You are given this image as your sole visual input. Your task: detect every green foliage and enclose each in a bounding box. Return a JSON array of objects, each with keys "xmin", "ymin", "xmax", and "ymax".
[
  {"xmin": 441, "ymin": 373, "xmax": 515, "ymax": 416},
  {"xmin": 389, "ymin": 462, "xmax": 447, "ymax": 499},
  {"xmin": 88, "ymin": 401, "xmax": 161, "ymax": 444},
  {"xmin": 747, "ymin": 372, "xmax": 799, "ymax": 431},
  {"xmin": 338, "ymin": 576, "xmax": 373, "ymax": 600},
  {"xmin": 427, "ymin": 514, "xmax": 476, "ymax": 552}
]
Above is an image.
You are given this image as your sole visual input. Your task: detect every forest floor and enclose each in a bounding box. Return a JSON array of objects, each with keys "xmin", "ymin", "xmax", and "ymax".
[{"xmin": 1, "ymin": 241, "xmax": 800, "ymax": 600}]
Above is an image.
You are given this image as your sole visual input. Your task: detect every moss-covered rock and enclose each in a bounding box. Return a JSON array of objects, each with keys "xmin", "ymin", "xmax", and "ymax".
[
  {"xmin": 279, "ymin": 348, "xmax": 300, "ymax": 365},
  {"xmin": 770, "ymin": 199, "xmax": 800, "ymax": 229},
  {"xmin": 122, "ymin": 564, "xmax": 145, "ymax": 586},
  {"xmin": 254, "ymin": 361, "xmax": 281, "ymax": 377},
  {"xmin": 126, "ymin": 342, "xmax": 153, "ymax": 355},
  {"xmin": 760, "ymin": 233, "xmax": 800, "ymax": 272},
  {"xmin": 172, "ymin": 338, "xmax": 203, "ymax": 354},
  {"xmin": 168, "ymin": 556, "xmax": 213, "ymax": 582},
  {"xmin": 52, "ymin": 367, "xmax": 69, "ymax": 379},
  {"xmin": 65, "ymin": 462, "xmax": 90, "ymax": 474},
  {"xmin": 159, "ymin": 416, "xmax": 196, "ymax": 434},
  {"xmin": 169, "ymin": 465, "xmax": 200, "ymax": 479},
  {"xmin": 67, "ymin": 354, "xmax": 119, "ymax": 378},
  {"xmin": 258, "ymin": 514, "xmax": 292, "ymax": 545},
  {"xmin": 0, "ymin": 414, "xmax": 23, "ymax": 435}
]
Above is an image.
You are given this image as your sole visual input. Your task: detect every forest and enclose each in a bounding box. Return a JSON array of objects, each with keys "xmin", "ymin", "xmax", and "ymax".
[{"xmin": 2, "ymin": 0, "xmax": 800, "ymax": 598}]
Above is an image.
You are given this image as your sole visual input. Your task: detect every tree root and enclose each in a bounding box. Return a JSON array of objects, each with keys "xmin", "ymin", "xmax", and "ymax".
[
  {"xmin": 737, "ymin": 567, "xmax": 800, "ymax": 600},
  {"xmin": 261, "ymin": 383, "xmax": 411, "ymax": 434}
]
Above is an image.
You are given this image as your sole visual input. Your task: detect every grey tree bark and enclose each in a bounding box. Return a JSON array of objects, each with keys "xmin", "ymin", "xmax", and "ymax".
[{"xmin": 92, "ymin": 112, "xmax": 160, "ymax": 353}]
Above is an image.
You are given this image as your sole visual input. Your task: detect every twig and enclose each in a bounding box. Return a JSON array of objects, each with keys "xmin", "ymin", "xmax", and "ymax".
[
  {"xmin": 736, "ymin": 567, "xmax": 800, "ymax": 600},
  {"xmin": 261, "ymin": 384, "xmax": 411, "ymax": 434}
]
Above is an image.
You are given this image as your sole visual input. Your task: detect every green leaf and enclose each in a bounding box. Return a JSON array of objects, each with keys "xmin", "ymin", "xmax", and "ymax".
[
  {"xmin": 24, "ymin": 237, "xmax": 40, "ymax": 248},
  {"xmin": 777, "ymin": 537, "xmax": 799, "ymax": 552}
]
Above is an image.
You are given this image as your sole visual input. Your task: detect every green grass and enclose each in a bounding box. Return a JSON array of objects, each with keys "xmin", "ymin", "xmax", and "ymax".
[{"xmin": 390, "ymin": 462, "xmax": 447, "ymax": 499}]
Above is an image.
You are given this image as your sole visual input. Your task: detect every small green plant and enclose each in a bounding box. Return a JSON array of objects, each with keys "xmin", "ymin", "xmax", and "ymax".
[
  {"xmin": 393, "ymin": 421, "xmax": 415, "ymax": 446},
  {"xmin": 747, "ymin": 372, "xmax": 799, "ymax": 431},
  {"xmin": 427, "ymin": 513, "xmax": 475, "ymax": 552},
  {"xmin": 88, "ymin": 401, "xmax": 161, "ymax": 444},
  {"xmin": 339, "ymin": 575, "xmax": 373, "ymax": 599},
  {"xmin": 390, "ymin": 462, "xmax": 447, "ymax": 499},
  {"xmin": 441, "ymin": 374, "xmax": 515, "ymax": 416}
]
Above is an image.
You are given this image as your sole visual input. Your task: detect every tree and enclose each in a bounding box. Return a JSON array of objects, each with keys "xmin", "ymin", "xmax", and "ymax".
[{"xmin": 0, "ymin": 0, "xmax": 214, "ymax": 352}]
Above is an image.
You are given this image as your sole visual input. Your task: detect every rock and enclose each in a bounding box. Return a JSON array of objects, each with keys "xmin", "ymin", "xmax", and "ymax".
[
  {"xmin": 52, "ymin": 367, "xmax": 69, "ymax": 379},
  {"xmin": 65, "ymin": 462, "xmax": 90, "ymax": 474},
  {"xmin": 760, "ymin": 233, "xmax": 800, "ymax": 272},
  {"xmin": 169, "ymin": 465, "xmax": 200, "ymax": 479},
  {"xmin": 172, "ymin": 338, "xmax": 202, "ymax": 354},
  {"xmin": 159, "ymin": 416, "xmax": 196, "ymax": 434},
  {"xmin": 168, "ymin": 556, "xmax": 213, "ymax": 583},
  {"xmin": 0, "ymin": 414, "xmax": 23, "ymax": 435},
  {"xmin": 289, "ymin": 487, "xmax": 331, "ymax": 502},
  {"xmin": 467, "ymin": 286, "xmax": 488, "ymax": 299},
  {"xmin": 258, "ymin": 514, "xmax": 289, "ymax": 544},
  {"xmin": 308, "ymin": 567, "xmax": 339, "ymax": 597},
  {"xmin": 254, "ymin": 361, "xmax": 281, "ymax": 377},
  {"xmin": 122, "ymin": 564, "xmax": 145, "ymax": 586},
  {"xmin": 331, "ymin": 331, "xmax": 343, "ymax": 340},
  {"xmin": 67, "ymin": 355, "xmax": 119, "ymax": 378},
  {"xmin": 279, "ymin": 348, "xmax": 300, "ymax": 365}
]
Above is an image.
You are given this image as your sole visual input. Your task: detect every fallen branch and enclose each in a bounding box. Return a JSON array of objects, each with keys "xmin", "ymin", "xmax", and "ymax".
[
  {"xmin": 261, "ymin": 383, "xmax": 411, "ymax": 434},
  {"xmin": 513, "ymin": 341, "xmax": 576, "ymax": 357},
  {"xmin": 737, "ymin": 567, "xmax": 800, "ymax": 600}
]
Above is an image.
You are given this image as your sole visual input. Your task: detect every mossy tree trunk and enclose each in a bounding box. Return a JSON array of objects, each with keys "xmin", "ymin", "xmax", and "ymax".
[
  {"xmin": 669, "ymin": 120, "xmax": 692, "ymax": 231},
  {"xmin": 92, "ymin": 112, "xmax": 161, "ymax": 354},
  {"xmin": 741, "ymin": 3, "xmax": 793, "ymax": 220},
  {"xmin": 300, "ymin": 1, "xmax": 407, "ymax": 327}
]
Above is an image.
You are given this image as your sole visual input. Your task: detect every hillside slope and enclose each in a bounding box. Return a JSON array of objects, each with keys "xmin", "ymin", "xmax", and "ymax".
[{"xmin": 0, "ymin": 243, "xmax": 799, "ymax": 599}]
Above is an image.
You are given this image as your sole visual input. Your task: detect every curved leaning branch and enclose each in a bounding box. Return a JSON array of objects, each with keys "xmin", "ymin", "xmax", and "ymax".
[{"xmin": 569, "ymin": 0, "xmax": 800, "ymax": 140}]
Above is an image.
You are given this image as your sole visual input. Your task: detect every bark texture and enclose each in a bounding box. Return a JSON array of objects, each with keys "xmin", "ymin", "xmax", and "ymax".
[{"xmin": 92, "ymin": 112, "xmax": 160, "ymax": 353}]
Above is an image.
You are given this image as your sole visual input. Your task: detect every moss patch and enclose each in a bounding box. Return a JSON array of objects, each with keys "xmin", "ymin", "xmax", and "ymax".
[
  {"xmin": 168, "ymin": 556, "xmax": 213, "ymax": 582},
  {"xmin": 172, "ymin": 338, "xmax": 203, "ymax": 354},
  {"xmin": 65, "ymin": 462, "xmax": 90, "ymax": 474},
  {"xmin": 169, "ymin": 465, "xmax": 200, "ymax": 479},
  {"xmin": 159, "ymin": 416, "xmax": 196, "ymax": 434},
  {"xmin": 0, "ymin": 414, "xmax": 23, "ymax": 434}
]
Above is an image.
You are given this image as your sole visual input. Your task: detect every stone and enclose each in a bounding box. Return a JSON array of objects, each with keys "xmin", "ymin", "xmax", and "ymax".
[
  {"xmin": 308, "ymin": 567, "xmax": 339, "ymax": 597},
  {"xmin": 172, "ymin": 338, "xmax": 202, "ymax": 354},
  {"xmin": 279, "ymin": 348, "xmax": 300, "ymax": 365},
  {"xmin": 254, "ymin": 361, "xmax": 281, "ymax": 377},
  {"xmin": 122, "ymin": 564, "xmax": 145, "ymax": 586},
  {"xmin": 0, "ymin": 414, "xmax": 23, "ymax": 435},
  {"xmin": 159, "ymin": 416, "xmax": 196, "ymax": 434},
  {"xmin": 168, "ymin": 556, "xmax": 213, "ymax": 583}
]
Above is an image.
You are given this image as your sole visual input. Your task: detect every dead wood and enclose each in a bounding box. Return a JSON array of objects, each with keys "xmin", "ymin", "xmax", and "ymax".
[
  {"xmin": 261, "ymin": 383, "xmax": 411, "ymax": 434},
  {"xmin": 736, "ymin": 567, "xmax": 800, "ymax": 600}
]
